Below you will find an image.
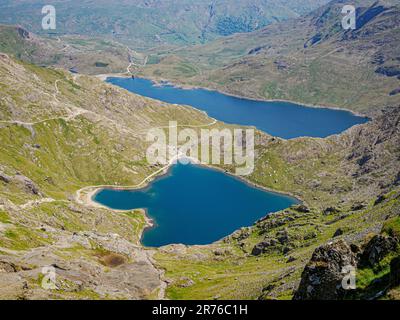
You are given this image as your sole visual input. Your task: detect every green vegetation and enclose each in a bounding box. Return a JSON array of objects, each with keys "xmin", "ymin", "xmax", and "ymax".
[
  {"xmin": 216, "ymin": 16, "xmax": 262, "ymax": 36},
  {"xmin": 155, "ymin": 191, "xmax": 400, "ymax": 300},
  {"xmin": 0, "ymin": 211, "xmax": 10, "ymax": 223},
  {"xmin": 382, "ymin": 216, "xmax": 400, "ymax": 239},
  {"xmin": 0, "ymin": 0, "xmax": 399, "ymax": 298},
  {"xmin": 0, "ymin": 1, "xmax": 329, "ymax": 49}
]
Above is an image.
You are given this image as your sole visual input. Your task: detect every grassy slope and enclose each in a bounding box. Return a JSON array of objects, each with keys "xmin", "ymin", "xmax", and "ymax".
[
  {"xmin": 0, "ymin": 25, "xmax": 130, "ymax": 75},
  {"xmin": 0, "ymin": 57, "xmax": 399, "ymax": 299},
  {"xmin": 154, "ymin": 110, "xmax": 400, "ymax": 299},
  {"xmin": 157, "ymin": 193, "xmax": 400, "ymax": 299},
  {"xmin": 0, "ymin": 56, "xmax": 217, "ymax": 299}
]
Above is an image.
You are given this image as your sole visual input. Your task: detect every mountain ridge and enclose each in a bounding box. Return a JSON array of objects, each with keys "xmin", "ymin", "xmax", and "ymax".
[
  {"xmin": 140, "ymin": 0, "xmax": 400, "ymax": 113},
  {"xmin": 0, "ymin": 0, "xmax": 330, "ymax": 49}
]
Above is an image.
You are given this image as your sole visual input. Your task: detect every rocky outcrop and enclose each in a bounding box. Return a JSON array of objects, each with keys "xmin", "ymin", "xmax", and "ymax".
[
  {"xmin": 0, "ymin": 172, "xmax": 11, "ymax": 183},
  {"xmin": 0, "ymin": 261, "xmax": 17, "ymax": 273},
  {"xmin": 323, "ymin": 207, "xmax": 340, "ymax": 215},
  {"xmin": 294, "ymin": 232, "xmax": 399, "ymax": 300},
  {"xmin": 14, "ymin": 174, "xmax": 41, "ymax": 195},
  {"xmin": 389, "ymin": 88, "xmax": 400, "ymax": 96},
  {"xmin": 293, "ymin": 205, "xmax": 310, "ymax": 213},
  {"xmin": 16, "ymin": 26, "xmax": 31, "ymax": 40},
  {"xmin": 277, "ymin": 229, "xmax": 290, "ymax": 245},
  {"xmin": 251, "ymin": 239, "xmax": 278, "ymax": 256},
  {"xmin": 375, "ymin": 66, "xmax": 400, "ymax": 78},
  {"xmin": 293, "ymin": 240, "xmax": 357, "ymax": 300},
  {"xmin": 359, "ymin": 235, "xmax": 398, "ymax": 267},
  {"xmin": 333, "ymin": 228, "xmax": 344, "ymax": 238}
]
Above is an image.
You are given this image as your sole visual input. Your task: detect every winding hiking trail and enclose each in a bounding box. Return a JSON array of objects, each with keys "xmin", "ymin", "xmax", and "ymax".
[
  {"xmin": 0, "ymin": 78, "xmax": 88, "ymax": 126},
  {"xmin": 0, "ymin": 70, "xmax": 218, "ymax": 300},
  {"xmin": 126, "ymin": 46, "xmax": 148, "ymax": 76}
]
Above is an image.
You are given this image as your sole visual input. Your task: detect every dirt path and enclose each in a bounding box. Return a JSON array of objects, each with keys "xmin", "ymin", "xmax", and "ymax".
[{"xmin": 75, "ymin": 116, "xmax": 218, "ymax": 207}]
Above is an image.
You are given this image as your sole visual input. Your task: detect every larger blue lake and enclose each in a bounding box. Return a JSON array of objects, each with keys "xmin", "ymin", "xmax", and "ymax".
[
  {"xmin": 94, "ymin": 163, "xmax": 299, "ymax": 247},
  {"xmin": 107, "ymin": 77, "xmax": 369, "ymax": 139}
]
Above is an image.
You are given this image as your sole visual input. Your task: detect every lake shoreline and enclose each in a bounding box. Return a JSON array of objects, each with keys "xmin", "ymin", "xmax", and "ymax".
[
  {"xmin": 103, "ymin": 73, "xmax": 369, "ymax": 118},
  {"xmin": 88, "ymin": 160, "xmax": 301, "ymax": 247},
  {"xmin": 77, "ymin": 158, "xmax": 303, "ymax": 247}
]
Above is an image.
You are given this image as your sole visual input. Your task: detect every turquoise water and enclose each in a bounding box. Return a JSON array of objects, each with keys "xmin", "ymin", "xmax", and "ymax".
[
  {"xmin": 107, "ymin": 77, "xmax": 369, "ymax": 139},
  {"xmin": 93, "ymin": 163, "xmax": 299, "ymax": 247}
]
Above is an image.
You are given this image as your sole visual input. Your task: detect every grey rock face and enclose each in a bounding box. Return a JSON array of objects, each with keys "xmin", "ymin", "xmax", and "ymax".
[
  {"xmin": 293, "ymin": 240, "xmax": 357, "ymax": 300},
  {"xmin": 251, "ymin": 239, "xmax": 278, "ymax": 256},
  {"xmin": 293, "ymin": 204, "xmax": 310, "ymax": 213},
  {"xmin": 333, "ymin": 228, "xmax": 344, "ymax": 238},
  {"xmin": 0, "ymin": 172, "xmax": 11, "ymax": 183},
  {"xmin": 14, "ymin": 174, "xmax": 41, "ymax": 195},
  {"xmin": 359, "ymin": 235, "xmax": 398, "ymax": 267}
]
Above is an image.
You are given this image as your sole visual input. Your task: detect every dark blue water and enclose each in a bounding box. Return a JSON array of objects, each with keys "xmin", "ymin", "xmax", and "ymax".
[
  {"xmin": 107, "ymin": 77, "xmax": 369, "ymax": 139},
  {"xmin": 94, "ymin": 164, "xmax": 299, "ymax": 247}
]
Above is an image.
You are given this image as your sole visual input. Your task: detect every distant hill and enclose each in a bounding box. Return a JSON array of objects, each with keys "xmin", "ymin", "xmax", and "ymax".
[
  {"xmin": 141, "ymin": 0, "xmax": 400, "ymax": 113},
  {"xmin": 0, "ymin": 24, "xmax": 130, "ymax": 74},
  {"xmin": 0, "ymin": 0, "xmax": 329, "ymax": 49}
]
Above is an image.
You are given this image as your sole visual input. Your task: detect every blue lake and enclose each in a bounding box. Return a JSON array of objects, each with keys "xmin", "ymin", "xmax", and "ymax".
[
  {"xmin": 93, "ymin": 163, "xmax": 299, "ymax": 247},
  {"xmin": 107, "ymin": 77, "xmax": 369, "ymax": 139}
]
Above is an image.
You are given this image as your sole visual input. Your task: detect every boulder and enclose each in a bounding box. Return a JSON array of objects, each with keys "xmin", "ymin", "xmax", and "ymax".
[
  {"xmin": 359, "ymin": 235, "xmax": 398, "ymax": 267},
  {"xmin": 293, "ymin": 240, "xmax": 357, "ymax": 300},
  {"xmin": 286, "ymin": 256, "xmax": 297, "ymax": 263},
  {"xmin": 304, "ymin": 231, "xmax": 317, "ymax": 240},
  {"xmin": 333, "ymin": 228, "xmax": 344, "ymax": 238},
  {"xmin": 251, "ymin": 239, "xmax": 278, "ymax": 256},
  {"xmin": 229, "ymin": 228, "xmax": 251, "ymax": 242},
  {"xmin": 213, "ymin": 248, "xmax": 232, "ymax": 256},
  {"xmin": 389, "ymin": 87, "xmax": 400, "ymax": 96},
  {"xmin": 351, "ymin": 203, "xmax": 365, "ymax": 211},
  {"xmin": 14, "ymin": 174, "xmax": 41, "ymax": 195},
  {"xmin": 323, "ymin": 207, "xmax": 340, "ymax": 215},
  {"xmin": 293, "ymin": 204, "xmax": 310, "ymax": 213},
  {"xmin": 0, "ymin": 261, "xmax": 17, "ymax": 273},
  {"xmin": 0, "ymin": 172, "xmax": 11, "ymax": 184},
  {"xmin": 277, "ymin": 229, "xmax": 290, "ymax": 245},
  {"xmin": 374, "ymin": 194, "xmax": 387, "ymax": 205}
]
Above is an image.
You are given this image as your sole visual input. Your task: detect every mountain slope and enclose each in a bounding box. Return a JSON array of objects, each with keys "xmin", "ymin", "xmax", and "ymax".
[
  {"xmin": 141, "ymin": 0, "xmax": 400, "ymax": 113},
  {"xmin": 0, "ymin": 54, "xmax": 399, "ymax": 300},
  {"xmin": 0, "ymin": 54, "xmax": 215, "ymax": 299},
  {"xmin": 0, "ymin": 0, "xmax": 329, "ymax": 49},
  {"xmin": 0, "ymin": 24, "xmax": 131, "ymax": 75},
  {"xmin": 153, "ymin": 106, "xmax": 400, "ymax": 300}
]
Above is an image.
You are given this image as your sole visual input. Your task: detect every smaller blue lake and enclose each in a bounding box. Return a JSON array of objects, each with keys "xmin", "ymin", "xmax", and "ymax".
[
  {"xmin": 93, "ymin": 163, "xmax": 299, "ymax": 247},
  {"xmin": 107, "ymin": 77, "xmax": 369, "ymax": 139}
]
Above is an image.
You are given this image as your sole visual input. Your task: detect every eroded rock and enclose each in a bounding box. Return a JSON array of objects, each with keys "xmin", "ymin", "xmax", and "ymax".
[
  {"xmin": 14, "ymin": 174, "xmax": 41, "ymax": 195},
  {"xmin": 251, "ymin": 239, "xmax": 278, "ymax": 256},
  {"xmin": 293, "ymin": 205, "xmax": 310, "ymax": 213},
  {"xmin": 359, "ymin": 235, "xmax": 398, "ymax": 267},
  {"xmin": 293, "ymin": 240, "xmax": 357, "ymax": 300},
  {"xmin": 0, "ymin": 172, "xmax": 11, "ymax": 184}
]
